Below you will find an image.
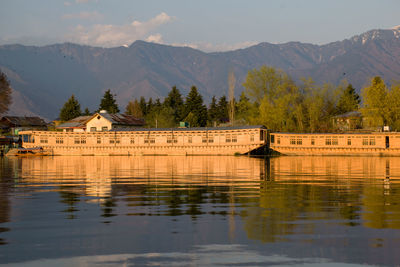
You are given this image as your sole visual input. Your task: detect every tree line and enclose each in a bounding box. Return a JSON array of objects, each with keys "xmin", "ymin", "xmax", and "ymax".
[{"xmin": 59, "ymin": 65, "xmax": 400, "ymax": 132}]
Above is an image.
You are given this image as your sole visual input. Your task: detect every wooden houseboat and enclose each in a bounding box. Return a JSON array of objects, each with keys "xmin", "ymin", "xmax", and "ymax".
[
  {"xmin": 18, "ymin": 125, "xmax": 269, "ymax": 156},
  {"xmin": 270, "ymin": 132, "xmax": 400, "ymax": 156}
]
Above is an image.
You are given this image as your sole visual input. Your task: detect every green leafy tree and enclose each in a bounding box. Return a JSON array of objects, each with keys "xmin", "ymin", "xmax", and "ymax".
[
  {"xmin": 184, "ymin": 86, "xmax": 207, "ymax": 127},
  {"xmin": 125, "ymin": 98, "xmax": 143, "ymax": 118},
  {"xmin": 99, "ymin": 89, "xmax": 120, "ymax": 114},
  {"xmin": 386, "ymin": 82, "xmax": 400, "ymax": 130},
  {"xmin": 236, "ymin": 91, "xmax": 258, "ymax": 125},
  {"xmin": 164, "ymin": 86, "xmax": 184, "ymax": 123},
  {"xmin": 361, "ymin": 76, "xmax": 389, "ymax": 127},
  {"xmin": 59, "ymin": 95, "xmax": 82, "ymax": 121},
  {"xmin": 336, "ymin": 83, "xmax": 360, "ymax": 114},
  {"xmin": 145, "ymin": 105, "xmax": 175, "ymax": 128},
  {"xmin": 0, "ymin": 72, "xmax": 12, "ymax": 115},
  {"xmin": 243, "ymin": 66, "xmax": 303, "ymax": 131}
]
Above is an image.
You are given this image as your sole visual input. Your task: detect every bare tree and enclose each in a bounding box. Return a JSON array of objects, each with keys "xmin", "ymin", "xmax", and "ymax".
[{"xmin": 228, "ymin": 70, "xmax": 236, "ymax": 126}]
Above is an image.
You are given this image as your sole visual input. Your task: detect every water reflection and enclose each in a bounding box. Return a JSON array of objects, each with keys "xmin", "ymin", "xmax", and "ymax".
[{"xmin": 1, "ymin": 156, "xmax": 400, "ymax": 265}]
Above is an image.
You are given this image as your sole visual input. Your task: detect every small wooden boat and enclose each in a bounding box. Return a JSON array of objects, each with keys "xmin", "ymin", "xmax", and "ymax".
[{"xmin": 6, "ymin": 147, "xmax": 51, "ymax": 157}]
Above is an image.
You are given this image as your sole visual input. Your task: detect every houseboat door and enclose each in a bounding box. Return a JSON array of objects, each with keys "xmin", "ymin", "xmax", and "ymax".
[{"xmin": 386, "ymin": 136, "xmax": 390, "ymax": 148}]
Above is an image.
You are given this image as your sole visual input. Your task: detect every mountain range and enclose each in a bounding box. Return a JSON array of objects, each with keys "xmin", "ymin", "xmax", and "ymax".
[{"xmin": 1, "ymin": 27, "xmax": 400, "ymax": 120}]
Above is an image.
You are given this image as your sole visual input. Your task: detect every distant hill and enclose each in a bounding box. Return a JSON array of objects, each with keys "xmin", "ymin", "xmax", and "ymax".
[{"xmin": 1, "ymin": 28, "xmax": 400, "ymax": 120}]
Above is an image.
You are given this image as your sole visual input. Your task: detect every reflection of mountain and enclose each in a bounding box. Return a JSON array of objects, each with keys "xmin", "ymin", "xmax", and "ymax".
[{"xmin": 242, "ymin": 156, "xmax": 400, "ymax": 244}]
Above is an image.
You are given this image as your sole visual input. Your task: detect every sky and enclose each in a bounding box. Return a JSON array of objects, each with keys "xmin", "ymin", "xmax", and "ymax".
[{"xmin": 1, "ymin": 0, "xmax": 399, "ymax": 52}]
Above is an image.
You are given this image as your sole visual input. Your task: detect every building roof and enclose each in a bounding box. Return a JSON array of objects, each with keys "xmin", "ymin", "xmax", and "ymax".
[
  {"xmin": 99, "ymin": 113, "xmax": 145, "ymax": 126},
  {"xmin": 57, "ymin": 116, "xmax": 92, "ymax": 128},
  {"xmin": 0, "ymin": 116, "xmax": 47, "ymax": 127},
  {"xmin": 333, "ymin": 111, "xmax": 362, "ymax": 118},
  {"xmin": 56, "ymin": 113, "xmax": 145, "ymax": 129}
]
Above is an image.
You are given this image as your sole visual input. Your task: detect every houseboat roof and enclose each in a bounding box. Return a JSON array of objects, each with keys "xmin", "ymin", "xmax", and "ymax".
[{"xmin": 110, "ymin": 125, "xmax": 267, "ymax": 132}]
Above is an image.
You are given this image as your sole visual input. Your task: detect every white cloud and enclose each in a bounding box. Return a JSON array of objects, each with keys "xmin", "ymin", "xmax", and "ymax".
[
  {"xmin": 145, "ymin": 34, "xmax": 163, "ymax": 44},
  {"xmin": 62, "ymin": 11, "xmax": 103, "ymax": 21},
  {"xmin": 66, "ymin": 12, "xmax": 174, "ymax": 47}
]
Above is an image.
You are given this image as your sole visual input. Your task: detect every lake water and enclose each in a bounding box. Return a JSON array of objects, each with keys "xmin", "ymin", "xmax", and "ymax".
[{"xmin": 1, "ymin": 155, "xmax": 400, "ymax": 266}]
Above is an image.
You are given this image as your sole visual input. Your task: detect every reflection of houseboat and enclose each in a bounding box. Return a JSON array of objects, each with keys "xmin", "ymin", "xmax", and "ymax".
[
  {"xmin": 270, "ymin": 132, "xmax": 400, "ymax": 156},
  {"xmin": 19, "ymin": 116, "xmax": 268, "ymax": 156}
]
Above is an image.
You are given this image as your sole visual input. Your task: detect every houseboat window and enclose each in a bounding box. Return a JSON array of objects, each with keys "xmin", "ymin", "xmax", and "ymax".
[
  {"xmin": 40, "ymin": 136, "xmax": 48, "ymax": 144},
  {"xmin": 188, "ymin": 136, "xmax": 192, "ymax": 143},
  {"xmin": 271, "ymin": 135, "xmax": 275, "ymax": 144},
  {"xmin": 56, "ymin": 137, "xmax": 63, "ymax": 144},
  {"xmin": 144, "ymin": 137, "xmax": 155, "ymax": 144},
  {"xmin": 311, "ymin": 138, "xmax": 315, "ymax": 145},
  {"xmin": 102, "ymin": 126, "xmax": 108, "ymax": 131},
  {"xmin": 232, "ymin": 135, "xmax": 237, "ymax": 143},
  {"xmin": 226, "ymin": 134, "xmax": 231, "ymax": 143},
  {"xmin": 347, "ymin": 138, "xmax": 351, "ymax": 145},
  {"xmin": 90, "ymin": 127, "xmax": 96, "ymax": 132},
  {"xmin": 260, "ymin": 130, "xmax": 264, "ymax": 141},
  {"xmin": 23, "ymin": 134, "xmax": 33, "ymax": 143},
  {"xmin": 208, "ymin": 135, "xmax": 214, "ymax": 143},
  {"xmin": 74, "ymin": 137, "xmax": 80, "ymax": 144},
  {"xmin": 81, "ymin": 137, "xmax": 86, "ymax": 144},
  {"xmin": 66, "ymin": 129, "xmax": 73, "ymax": 132},
  {"xmin": 290, "ymin": 137, "xmax": 296, "ymax": 145},
  {"xmin": 325, "ymin": 137, "xmax": 332, "ymax": 145},
  {"xmin": 296, "ymin": 137, "xmax": 302, "ymax": 145},
  {"xmin": 130, "ymin": 138, "xmax": 135, "ymax": 144},
  {"xmin": 362, "ymin": 138, "xmax": 368, "ymax": 146},
  {"xmin": 167, "ymin": 136, "xmax": 178, "ymax": 143},
  {"xmin": 97, "ymin": 137, "xmax": 101, "ymax": 144},
  {"xmin": 332, "ymin": 137, "xmax": 338, "ymax": 145},
  {"xmin": 369, "ymin": 138, "xmax": 376, "ymax": 146},
  {"xmin": 277, "ymin": 137, "xmax": 280, "ymax": 144},
  {"xmin": 250, "ymin": 135, "xmax": 254, "ymax": 142}
]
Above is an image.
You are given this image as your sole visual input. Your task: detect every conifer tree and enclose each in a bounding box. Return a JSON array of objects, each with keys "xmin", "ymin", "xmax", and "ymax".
[
  {"xmin": 59, "ymin": 95, "xmax": 82, "ymax": 121},
  {"xmin": 184, "ymin": 86, "xmax": 207, "ymax": 127},
  {"xmin": 139, "ymin": 96, "xmax": 147, "ymax": 116},
  {"xmin": 164, "ymin": 86, "xmax": 184, "ymax": 123},
  {"xmin": 337, "ymin": 83, "xmax": 360, "ymax": 114},
  {"xmin": 0, "ymin": 72, "xmax": 12, "ymax": 115},
  {"xmin": 217, "ymin": 95, "xmax": 229, "ymax": 123},
  {"xmin": 99, "ymin": 89, "xmax": 119, "ymax": 114},
  {"xmin": 207, "ymin": 96, "xmax": 219, "ymax": 125},
  {"xmin": 83, "ymin": 108, "xmax": 91, "ymax": 116}
]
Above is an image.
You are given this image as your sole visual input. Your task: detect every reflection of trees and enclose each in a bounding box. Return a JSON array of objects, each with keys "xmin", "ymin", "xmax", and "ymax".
[
  {"xmin": 59, "ymin": 189, "xmax": 80, "ymax": 219},
  {"xmin": 0, "ymin": 158, "xmax": 19, "ymax": 245}
]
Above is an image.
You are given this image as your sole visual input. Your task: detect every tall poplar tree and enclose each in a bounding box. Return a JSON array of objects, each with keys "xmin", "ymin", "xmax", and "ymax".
[
  {"xmin": 0, "ymin": 72, "xmax": 12, "ymax": 115},
  {"xmin": 59, "ymin": 95, "xmax": 82, "ymax": 121},
  {"xmin": 98, "ymin": 89, "xmax": 119, "ymax": 114},
  {"xmin": 125, "ymin": 98, "xmax": 143, "ymax": 118}
]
